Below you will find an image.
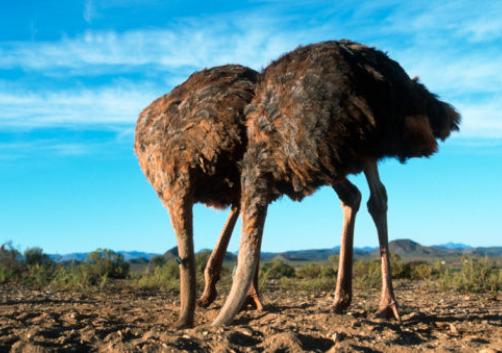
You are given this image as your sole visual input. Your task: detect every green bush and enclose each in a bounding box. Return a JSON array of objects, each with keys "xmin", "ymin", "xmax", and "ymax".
[
  {"xmin": 296, "ymin": 263, "xmax": 336, "ymax": 279},
  {"xmin": 24, "ymin": 247, "xmax": 52, "ymax": 267},
  {"xmin": 21, "ymin": 247, "xmax": 55, "ymax": 287},
  {"xmin": 135, "ymin": 261, "xmax": 179, "ymax": 291},
  {"xmin": 50, "ymin": 249, "xmax": 130, "ymax": 290},
  {"xmin": 0, "ymin": 243, "xmax": 24, "ymax": 283},
  {"xmin": 408, "ymin": 261, "xmax": 434, "ymax": 280},
  {"xmin": 87, "ymin": 249, "xmax": 129, "ymax": 279},
  {"xmin": 260, "ymin": 259, "xmax": 295, "ymax": 280},
  {"xmin": 390, "ymin": 253, "xmax": 411, "ymax": 279},
  {"xmin": 50, "ymin": 263, "xmax": 107, "ymax": 290},
  {"xmin": 439, "ymin": 257, "xmax": 501, "ymax": 293},
  {"xmin": 353, "ymin": 259, "xmax": 381, "ymax": 288}
]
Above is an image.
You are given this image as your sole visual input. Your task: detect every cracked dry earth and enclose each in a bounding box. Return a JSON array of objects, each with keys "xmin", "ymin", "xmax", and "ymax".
[{"xmin": 1, "ymin": 281, "xmax": 501, "ymax": 353}]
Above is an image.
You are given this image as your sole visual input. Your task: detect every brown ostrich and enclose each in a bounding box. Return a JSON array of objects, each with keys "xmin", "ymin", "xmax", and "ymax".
[
  {"xmin": 134, "ymin": 64, "xmax": 263, "ymax": 328},
  {"xmin": 213, "ymin": 40, "xmax": 460, "ymax": 326}
]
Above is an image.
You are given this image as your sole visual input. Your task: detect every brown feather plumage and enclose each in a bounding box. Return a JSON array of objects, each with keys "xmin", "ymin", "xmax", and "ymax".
[
  {"xmin": 135, "ymin": 65, "xmax": 258, "ymax": 209},
  {"xmin": 243, "ymin": 40, "xmax": 460, "ymax": 202}
]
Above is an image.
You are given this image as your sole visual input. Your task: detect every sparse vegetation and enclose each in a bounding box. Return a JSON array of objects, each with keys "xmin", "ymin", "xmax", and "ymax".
[
  {"xmin": 1, "ymin": 243, "xmax": 501, "ymax": 295},
  {"xmin": 135, "ymin": 261, "xmax": 179, "ymax": 291},
  {"xmin": 24, "ymin": 247, "xmax": 52, "ymax": 267},
  {"xmin": 0, "ymin": 245, "xmax": 130, "ymax": 290},
  {"xmin": 296, "ymin": 262, "xmax": 336, "ymax": 279},
  {"xmin": 0, "ymin": 243, "xmax": 24, "ymax": 284},
  {"xmin": 86, "ymin": 249, "xmax": 130, "ymax": 280},
  {"xmin": 353, "ymin": 258, "xmax": 381, "ymax": 288},
  {"xmin": 439, "ymin": 256, "xmax": 502, "ymax": 293},
  {"xmin": 260, "ymin": 259, "xmax": 295, "ymax": 280}
]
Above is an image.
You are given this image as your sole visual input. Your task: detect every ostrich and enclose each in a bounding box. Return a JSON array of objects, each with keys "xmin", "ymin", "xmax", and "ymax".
[
  {"xmin": 213, "ymin": 40, "xmax": 460, "ymax": 326},
  {"xmin": 134, "ymin": 65, "xmax": 263, "ymax": 328},
  {"xmin": 135, "ymin": 63, "xmax": 384, "ymax": 329}
]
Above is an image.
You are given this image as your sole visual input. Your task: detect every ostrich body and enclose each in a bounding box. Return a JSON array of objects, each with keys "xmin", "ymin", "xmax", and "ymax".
[
  {"xmin": 213, "ymin": 40, "xmax": 460, "ymax": 326},
  {"xmin": 135, "ymin": 65, "xmax": 262, "ymax": 328}
]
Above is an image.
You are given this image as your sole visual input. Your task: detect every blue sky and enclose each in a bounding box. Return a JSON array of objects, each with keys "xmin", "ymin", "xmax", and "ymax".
[{"xmin": 1, "ymin": 0, "xmax": 501, "ymax": 254}]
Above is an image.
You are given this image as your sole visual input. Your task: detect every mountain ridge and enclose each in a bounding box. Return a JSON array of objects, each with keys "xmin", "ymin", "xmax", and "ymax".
[{"xmin": 47, "ymin": 239, "xmax": 502, "ymax": 262}]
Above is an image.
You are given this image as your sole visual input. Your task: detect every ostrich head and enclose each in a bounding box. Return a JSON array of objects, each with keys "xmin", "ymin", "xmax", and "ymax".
[{"xmin": 412, "ymin": 77, "xmax": 461, "ymax": 140}]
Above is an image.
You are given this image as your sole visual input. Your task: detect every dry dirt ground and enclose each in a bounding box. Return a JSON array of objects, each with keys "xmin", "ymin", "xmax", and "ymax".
[{"xmin": 1, "ymin": 281, "xmax": 501, "ymax": 353}]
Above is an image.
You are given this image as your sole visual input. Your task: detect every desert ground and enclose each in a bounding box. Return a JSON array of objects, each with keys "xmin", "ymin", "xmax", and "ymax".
[{"xmin": 1, "ymin": 280, "xmax": 501, "ymax": 353}]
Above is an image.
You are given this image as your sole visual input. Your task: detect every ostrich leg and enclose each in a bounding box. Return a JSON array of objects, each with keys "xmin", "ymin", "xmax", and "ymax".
[
  {"xmin": 198, "ymin": 206, "xmax": 264, "ymax": 310},
  {"xmin": 212, "ymin": 181, "xmax": 268, "ymax": 326},
  {"xmin": 198, "ymin": 206, "xmax": 240, "ymax": 308},
  {"xmin": 364, "ymin": 160, "xmax": 400, "ymax": 321},
  {"xmin": 167, "ymin": 196, "xmax": 196, "ymax": 329},
  {"xmin": 332, "ymin": 178, "xmax": 361, "ymax": 313},
  {"xmin": 242, "ymin": 237, "xmax": 264, "ymax": 311}
]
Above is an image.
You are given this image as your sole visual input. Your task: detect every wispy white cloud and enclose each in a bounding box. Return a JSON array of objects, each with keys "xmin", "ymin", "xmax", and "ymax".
[
  {"xmin": 0, "ymin": 85, "xmax": 156, "ymax": 128},
  {"xmin": 0, "ymin": 141, "xmax": 92, "ymax": 160},
  {"xmin": 83, "ymin": 0, "xmax": 96, "ymax": 23},
  {"xmin": 0, "ymin": 16, "xmax": 317, "ymax": 73},
  {"xmin": 376, "ymin": 0, "xmax": 502, "ymax": 43},
  {"xmin": 0, "ymin": 0, "xmax": 501, "ymax": 140},
  {"xmin": 455, "ymin": 99, "xmax": 502, "ymax": 138}
]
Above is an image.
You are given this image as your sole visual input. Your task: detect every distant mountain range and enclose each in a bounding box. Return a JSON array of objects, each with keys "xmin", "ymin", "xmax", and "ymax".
[
  {"xmin": 48, "ymin": 251, "xmax": 159, "ymax": 263},
  {"xmin": 48, "ymin": 239, "xmax": 502, "ymax": 263},
  {"xmin": 433, "ymin": 242, "xmax": 473, "ymax": 250}
]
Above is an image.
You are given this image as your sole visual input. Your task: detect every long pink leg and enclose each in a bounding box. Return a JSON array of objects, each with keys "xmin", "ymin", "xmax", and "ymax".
[
  {"xmin": 198, "ymin": 206, "xmax": 240, "ymax": 308},
  {"xmin": 241, "ymin": 238, "xmax": 264, "ymax": 311},
  {"xmin": 167, "ymin": 196, "xmax": 196, "ymax": 329},
  {"xmin": 364, "ymin": 160, "xmax": 400, "ymax": 321},
  {"xmin": 212, "ymin": 178, "xmax": 268, "ymax": 326},
  {"xmin": 332, "ymin": 178, "xmax": 361, "ymax": 313},
  {"xmin": 198, "ymin": 206, "xmax": 264, "ymax": 310}
]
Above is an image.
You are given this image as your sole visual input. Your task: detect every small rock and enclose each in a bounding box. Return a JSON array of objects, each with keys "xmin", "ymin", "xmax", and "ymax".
[
  {"xmin": 235, "ymin": 327, "xmax": 253, "ymax": 337},
  {"xmin": 479, "ymin": 349, "xmax": 497, "ymax": 353},
  {"xmin": 141, "ymin": 330, "xmax": 158, "ymax": 341},
  {"xmin": 262, "ymin": 332, "xmax": 303, "ymax": 352},
  {"xmin": 10, "ymin": 341, "xmax": 51, "ymax": 353},
  {"xmin": 449, "ymin": 323, "xmax": 459, "ymax": 335},
  {"xmin": 402, "ymin": 311, "xmax": 422, "ymax": 321}
]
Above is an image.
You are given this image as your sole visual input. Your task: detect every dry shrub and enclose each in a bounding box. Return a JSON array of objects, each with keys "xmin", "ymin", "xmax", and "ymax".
[
  {"xmin": 86, "ymin": 249, "xmax": 129, "ymax": 279},
  {"xmin": 135, "ymin": 261, "xmax": 179, "ymax": 291},
  {"xmin": 0, "ymin": 243, "xmax": 24, "ymax": 283},
  {"xmin": 439, "ymin": 256, "xmax": 501, "ymax": 293},
  {"xmin": 296, "ymin": 263, "xmax": 336, "ymax": 279},
  {"xmin": 260, "ymin": 259, "xmax": 295, "ymax": 280}
]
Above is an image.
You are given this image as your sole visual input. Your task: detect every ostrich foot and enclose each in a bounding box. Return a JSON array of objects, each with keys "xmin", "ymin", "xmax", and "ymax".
[
  {"xmin": 376, "ymin": 300, "xmax": 400, "ymax": 321},
  {"xmin": 197, "ymin": 288, "xmax": 217, "ymax": 308},
  {"xmin": 173, "ymin": 317, "xmax": 194, "ymax": 330},
  {"xmin": 241, "ymin": 290, "xmax": 264, "ymax": 311},
  {"xmin": 332, "ymin": 295, "xmax": 352, "ymax": 313}
]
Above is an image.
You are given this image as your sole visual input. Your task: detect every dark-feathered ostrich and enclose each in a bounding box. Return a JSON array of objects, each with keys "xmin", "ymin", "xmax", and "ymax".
[
  {"xmin": 134, "ymin": 65, "xmax": 263, "ymax": 328},
  {"xmin": 213, "ymin": 40, "xmax": 460, "ymax": 326}
]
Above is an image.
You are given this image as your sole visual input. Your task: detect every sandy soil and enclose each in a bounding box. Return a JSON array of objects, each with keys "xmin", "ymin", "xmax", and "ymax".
[{"xmin": 1, "ymin": 281, "xmax": 501, "ymax": 352}]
